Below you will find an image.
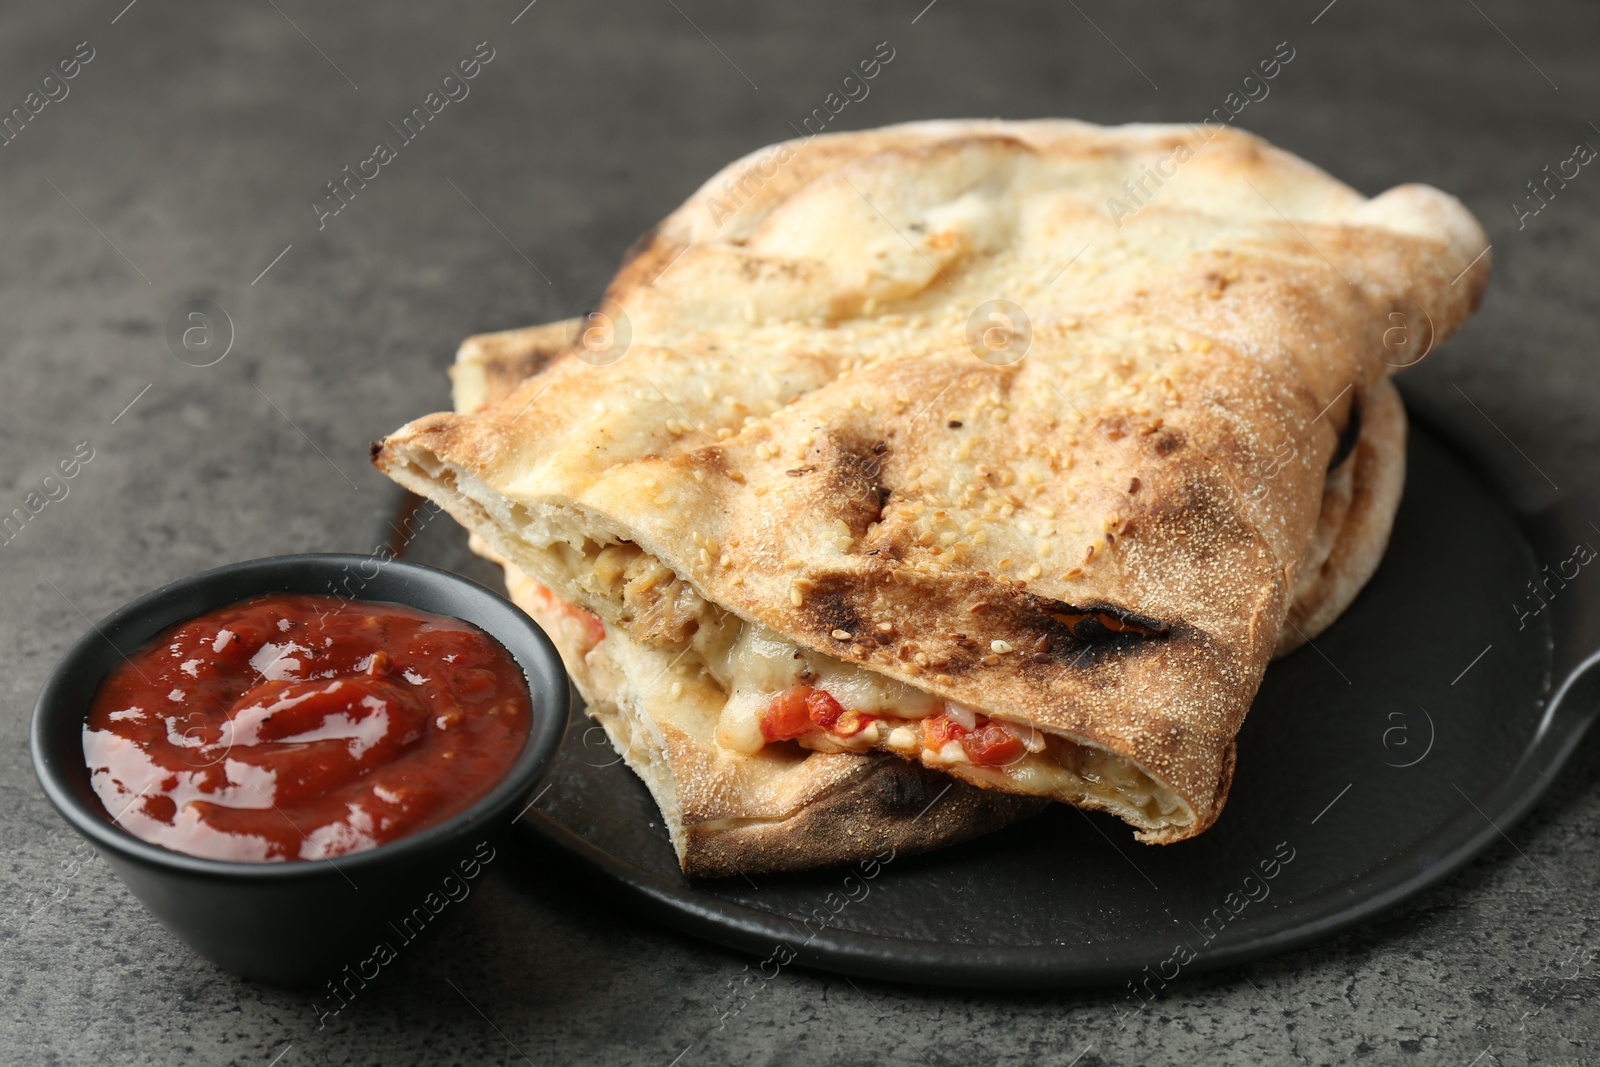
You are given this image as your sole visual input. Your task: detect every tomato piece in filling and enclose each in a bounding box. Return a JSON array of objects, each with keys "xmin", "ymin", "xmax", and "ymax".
[
  {"xmin": 760, "ymin": 686, "xmax": 816, "ymax": 741},
  {"xmin": 803, "ymin": 688, "xmax": 845, "ymax": 730},
  {"xmin": 921, "ymin": 713, "xmax": 1026, "ymax": 767},
  {"xmin": 525, "ymin": 581, "xmax": 605, "ymax": 649},
  {"xmin": 959, "ymin": 721, "xmax": 1026, "ymax": 766},
  {"xmin": 760, "ymin": 686, "xmax": 876, "ymax": 742},
  {"xmin": 920, "ymin": 715, "xmax": 965, "ymax": 752}
]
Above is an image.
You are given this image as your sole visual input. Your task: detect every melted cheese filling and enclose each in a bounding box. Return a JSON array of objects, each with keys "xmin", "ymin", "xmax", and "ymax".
[
  {"xmin": 706, "ymin": 622, "xmax": 944, "ymax": 753},
  {"xmin": 464, "ymin": 501, "xmax": 1187, "ymax": 830},
  {"xmin": 701, "ymin": 620, "xmax": 1180, "ymax": 822}
]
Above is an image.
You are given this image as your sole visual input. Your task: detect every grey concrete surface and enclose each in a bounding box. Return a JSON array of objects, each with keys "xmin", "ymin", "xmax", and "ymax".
[{"xmin": 2, "ymin": 1, "xmax": 1597, "ymax": 1063}]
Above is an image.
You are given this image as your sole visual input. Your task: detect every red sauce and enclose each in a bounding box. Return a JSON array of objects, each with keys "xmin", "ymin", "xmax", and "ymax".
[{"xmin": 83, "ymin": 594, "xmax": 531, "ymax": 862}]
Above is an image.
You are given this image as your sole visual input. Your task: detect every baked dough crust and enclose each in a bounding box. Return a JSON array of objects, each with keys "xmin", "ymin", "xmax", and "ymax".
[
  {"xmin": 1276, "ymin": 375, "xmax": 1407, "ymax": 653},
  {"xmin": 457, "ymin": 325, "xmax": 1043, "ymax": 878},
  {"xmin": 378, "ymin": 119, "xmax": 1488, "ymax": 843}
]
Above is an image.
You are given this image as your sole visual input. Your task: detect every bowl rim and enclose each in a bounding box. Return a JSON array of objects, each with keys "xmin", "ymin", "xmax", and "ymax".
[{"xmin": 31, "ymin": 552, "xmax": 570, "ymax": 882}]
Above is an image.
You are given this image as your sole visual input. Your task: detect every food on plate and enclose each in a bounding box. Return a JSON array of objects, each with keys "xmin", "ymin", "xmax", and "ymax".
[
  {"xmin": 375, "ymin": 119, "xmax": 1489, "ymax": 853},
  {"xmin": 82, "ymin": 593, "xmax": 531, "ymax": 861},
  {"xmin": 450, "ymin": 319, "xmax": 1045, "ymax": 877}
]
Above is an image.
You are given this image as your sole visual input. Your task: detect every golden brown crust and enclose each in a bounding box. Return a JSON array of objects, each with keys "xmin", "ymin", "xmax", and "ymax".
[
  {"xmin": 378, "ymin": 119, "xmax": 1488, "ymax": 843},
  {"xmin": 465, "ymin": 324, "xmax": 1042, "ymax": 876},
  {"xmin": 1275, "ymin": 376, "xmax": 1407, "ymax": 654}
]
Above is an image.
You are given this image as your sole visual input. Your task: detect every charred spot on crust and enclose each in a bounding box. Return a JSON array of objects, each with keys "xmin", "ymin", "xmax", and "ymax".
[
  {"xmin": 1019, "ymin": 594, "xmax": 1171, "ymax": 666},
  {"xmin": 1327, "ymin": 391, "xmax": 1363, "ymax": 470},
  {"xmin": 824, "ymin": 433, "xmax": 895, "ymax": 534},
  {"xmin": 369, "ymin": 440, "xmax": 384, "ymax": 463},
  {"xmin": 1046, "ymin": 608, "xmax": 1162, "ymax": 640},
  {"xmin": 806, "ymin": 585, "xmax": 865, "ymax": 644},
  {"xmin": 1152, "ymin": 428, "xmax": 1186, "ymax": 457},
  {"xmin": 893, "ymin": 583, "xmax": 1174, "ymax": 679},
  {"xmin": 865, "ymin": 442, "xmax": 893, "ymax": 515}
]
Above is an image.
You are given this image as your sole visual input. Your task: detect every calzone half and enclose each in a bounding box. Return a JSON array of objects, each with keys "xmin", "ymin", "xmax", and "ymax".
[{"xmin": 375, "ymin": 119, "xmax": 1489, "ymax": 847}]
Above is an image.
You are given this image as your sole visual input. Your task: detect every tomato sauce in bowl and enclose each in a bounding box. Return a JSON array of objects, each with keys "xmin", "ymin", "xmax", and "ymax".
[{"xmin": 82, "ymin": 593, "xmax": 531, "ymax": 862}]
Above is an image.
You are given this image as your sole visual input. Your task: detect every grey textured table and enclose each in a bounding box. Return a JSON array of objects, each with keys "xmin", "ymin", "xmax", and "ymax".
[{"xmin": 3, "ymin": 1, "xmax": 1597, "ymax": 1064}]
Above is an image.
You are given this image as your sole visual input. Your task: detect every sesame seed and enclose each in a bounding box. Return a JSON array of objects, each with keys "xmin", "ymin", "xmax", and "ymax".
[
  {"xmin": 991, "ymin": 640, "xmax": 1013, "ymax": 654},
  {"xmin": 832, "ymin": 629, "xmax": 852, "ymax": 641}
]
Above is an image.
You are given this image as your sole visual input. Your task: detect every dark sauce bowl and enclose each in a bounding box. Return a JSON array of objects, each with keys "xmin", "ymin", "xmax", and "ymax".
[{"xmin": 31, "ymin": 554, "xmax": 569, "ymax": 986}]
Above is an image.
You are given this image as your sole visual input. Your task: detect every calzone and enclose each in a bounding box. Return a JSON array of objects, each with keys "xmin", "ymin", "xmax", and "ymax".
[{"xmin": 375, "ymin": 119, "xmax": 1489, "ymax": 848}]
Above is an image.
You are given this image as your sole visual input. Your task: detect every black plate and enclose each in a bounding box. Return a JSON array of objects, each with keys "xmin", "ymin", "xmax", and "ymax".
[{"xmin": 392, "ymin": 416, "xmax": 1600, "ymax": 989}]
